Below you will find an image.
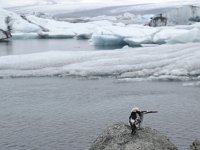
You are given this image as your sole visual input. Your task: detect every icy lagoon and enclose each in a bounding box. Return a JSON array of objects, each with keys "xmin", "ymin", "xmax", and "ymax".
[
  {"xmin": 0, "ymin": 78, "xmax": 200, "ymax": 150},
  {"xmin": 0, "ymin": 37, "xmax": 200, "ymax": 150},
  {"xmin": 1, "ymin": 4, "xmax": 200, "ymax": 150}
]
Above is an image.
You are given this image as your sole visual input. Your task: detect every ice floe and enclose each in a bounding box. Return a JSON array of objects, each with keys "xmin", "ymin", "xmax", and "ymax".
[
  {"xmin": 12, "ymin": 32, "xmax": 39, "ymax": 39},
  {"xmin": 0, "ymin": 43, "xmax": 200, "ymax": 81},
  {"xmin": 91, "ymin": 23, "xmax": 200, "ymax": 46}
]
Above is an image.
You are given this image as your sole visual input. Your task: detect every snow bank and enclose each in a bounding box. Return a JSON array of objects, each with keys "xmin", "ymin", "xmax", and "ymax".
[{"xmin": 0, "ymin": 43, "xmax": 200, "ymax": 81}]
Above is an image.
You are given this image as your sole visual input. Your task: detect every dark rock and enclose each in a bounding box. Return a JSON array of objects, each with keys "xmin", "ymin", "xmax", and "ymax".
[
  {"xmin": 148, "ymin": 14, "xmax": 167, "ymax": 27},
  {"xmin": 191, "ymin": 139, "xmax": 200, "ymax": 150},
  {"xmin": 89, "ymin": 122, "xmax": 177, "ymax": 150},
  {"xmin": 0, "ymin": 29, "xmax": 12, "ymax": 40}
]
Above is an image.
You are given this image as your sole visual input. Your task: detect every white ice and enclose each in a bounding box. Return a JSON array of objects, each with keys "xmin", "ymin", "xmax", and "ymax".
[
  {"xmin": 91, "ymin": 24, "xmax": 200, "ymax": 46},
  {"xmin": 0, "ymin": 8, "xmax": 41, "ymax": 33},
  {"xmin": 0, "ymin": 43, "xmax": 200, "ymax": 81}
]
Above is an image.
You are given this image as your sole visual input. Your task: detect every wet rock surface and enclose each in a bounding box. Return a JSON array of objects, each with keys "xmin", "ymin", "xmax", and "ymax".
[
  {"xmin": 89, "ymin": 122, "xmax": 177, "ymax": 150},
  {"xmin": 191, "ymin": 139, "xmax": 200, "ymax": 150}
]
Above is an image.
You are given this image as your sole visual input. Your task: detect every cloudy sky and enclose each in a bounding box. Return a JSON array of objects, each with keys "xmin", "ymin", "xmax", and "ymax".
[{"xmin": 0, "ymin": 0, "xmax": 198, "ymax": 8}]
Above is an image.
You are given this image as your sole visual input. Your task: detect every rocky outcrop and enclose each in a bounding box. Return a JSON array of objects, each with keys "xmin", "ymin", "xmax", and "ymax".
[
  {"xmin": 149, "ymin": 14, "xmax": 167, "ymax": 27},
  {"xmin": 89, "ymin": 122, "xmax": 177, "ymax": 150},
  {"xmin": 191, "ymin": 139, "xmax": 200, "ymax": 150}
]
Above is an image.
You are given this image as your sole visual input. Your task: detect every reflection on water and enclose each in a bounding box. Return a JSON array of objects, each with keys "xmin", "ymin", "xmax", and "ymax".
[
  {"xmin": 0, "ymin": 40, "xmax": 13, "ymax": 55},
  {"xmin": 0, "ymin": 39, "xmax": 127, "ymax": 56},
  {"xmin": 94, "ymin": 44, "xmax": 126, "ymax": 50}
]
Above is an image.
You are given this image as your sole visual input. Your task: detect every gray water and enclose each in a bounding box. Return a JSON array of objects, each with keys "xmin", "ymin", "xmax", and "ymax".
[
  {"xmin": 0, "ymin": 78, "xmax": 200, "ymax": 150},
  {"xmin": 0, "ymin": 39, "xmax": 125, "ymax": 56}
]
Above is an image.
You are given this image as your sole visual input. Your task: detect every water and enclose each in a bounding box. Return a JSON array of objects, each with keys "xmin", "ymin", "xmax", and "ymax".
[
  {"xmin": 0, "ymin": 39, "xmax": 125, "ymax": 56},
  {"xmin": 0, "ymin": 78, "xmax": 200, "ymax": 150}
]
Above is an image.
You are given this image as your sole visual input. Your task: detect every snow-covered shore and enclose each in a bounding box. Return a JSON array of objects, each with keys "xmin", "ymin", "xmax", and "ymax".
[{"xmin": 0, "ymin": 43, "xmax": 199, "ymax": 80}]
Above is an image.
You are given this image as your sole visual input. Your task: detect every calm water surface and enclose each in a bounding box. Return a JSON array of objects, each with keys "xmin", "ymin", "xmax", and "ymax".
[
  {"xmin": 0, "ymin": 39, "xmax": 125, "ymax": 56},
  {"xmin": 0, "ymin": 78, "xmax": 200, "ymax": 150}
]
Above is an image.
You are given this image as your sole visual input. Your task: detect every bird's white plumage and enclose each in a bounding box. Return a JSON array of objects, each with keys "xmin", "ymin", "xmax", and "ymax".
[{"xmin": 131, "ymin": 107, "xmax": 139, "ymax": 112}]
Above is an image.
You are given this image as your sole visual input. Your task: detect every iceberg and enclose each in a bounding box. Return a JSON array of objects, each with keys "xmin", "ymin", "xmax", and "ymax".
[
  {"xmin": 0, "ymin": 43, "xmax": 200, "ymax": 81},
  {"xmin": 167, "ymin": 28, "xmax": 200, "ymax": 44},
  {"xmin": 91, "ymin": 34, "xmax": 125, "ymax": 46},
  {"xmin": 153, "ymin": 28, "xmax": 188, "ymax": 44},
  {"xmin": 124, "ymin": 36, "xmax": 152, "ymax": 46},
  {"xmin": 0, "ymin": 8, "xmax": 41, "ymax": 33},
  {"xmin": 91, "ymin": 25, "xmax": 158, "ymax": 46},
  {"xmin": 91, "ymin": 23, "xmax": 200, "ymax": 46},
  {"xmin": 12, "ymin": 33, "xmax": 39, "ymax": 39},
  {"xmin": 25, "ymin": 15, "xmax": 113, "ymax": 39}
]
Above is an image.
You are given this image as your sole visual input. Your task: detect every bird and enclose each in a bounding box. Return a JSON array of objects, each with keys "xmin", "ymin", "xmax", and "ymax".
[{"xmin": 129, "ymin": 106, "xmax": 158, "ymax": 134}]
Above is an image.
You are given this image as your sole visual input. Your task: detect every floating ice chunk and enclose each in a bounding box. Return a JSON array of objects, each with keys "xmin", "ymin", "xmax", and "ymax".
[
  {"xmin": 12, "ymin": 33, "xmax": 39, "ymax": 39},
  {"xmin": 91, "ymin": 23, "xmax": 200, "ymax": 47},
  {"xmin": 91, "ymin": 34, "xmax": 125, "ymax": 46},
  {"xmin": 167, "ymin": 28, "xmax": 200, "ymax": 44},
  {"xmin": 153, "ymin": 28, "xmax": 188, "ymax": 44},
  {"xmin": 25, "ymin": 15, "xmax": 111, "ymax": 39},
  {"xmin": 91, "ymin": 25, "xmax": 158, "ymax": 46},
  {"xmin": 124, "ymin": 36, "xmax": 153, "ymax": 46}
]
